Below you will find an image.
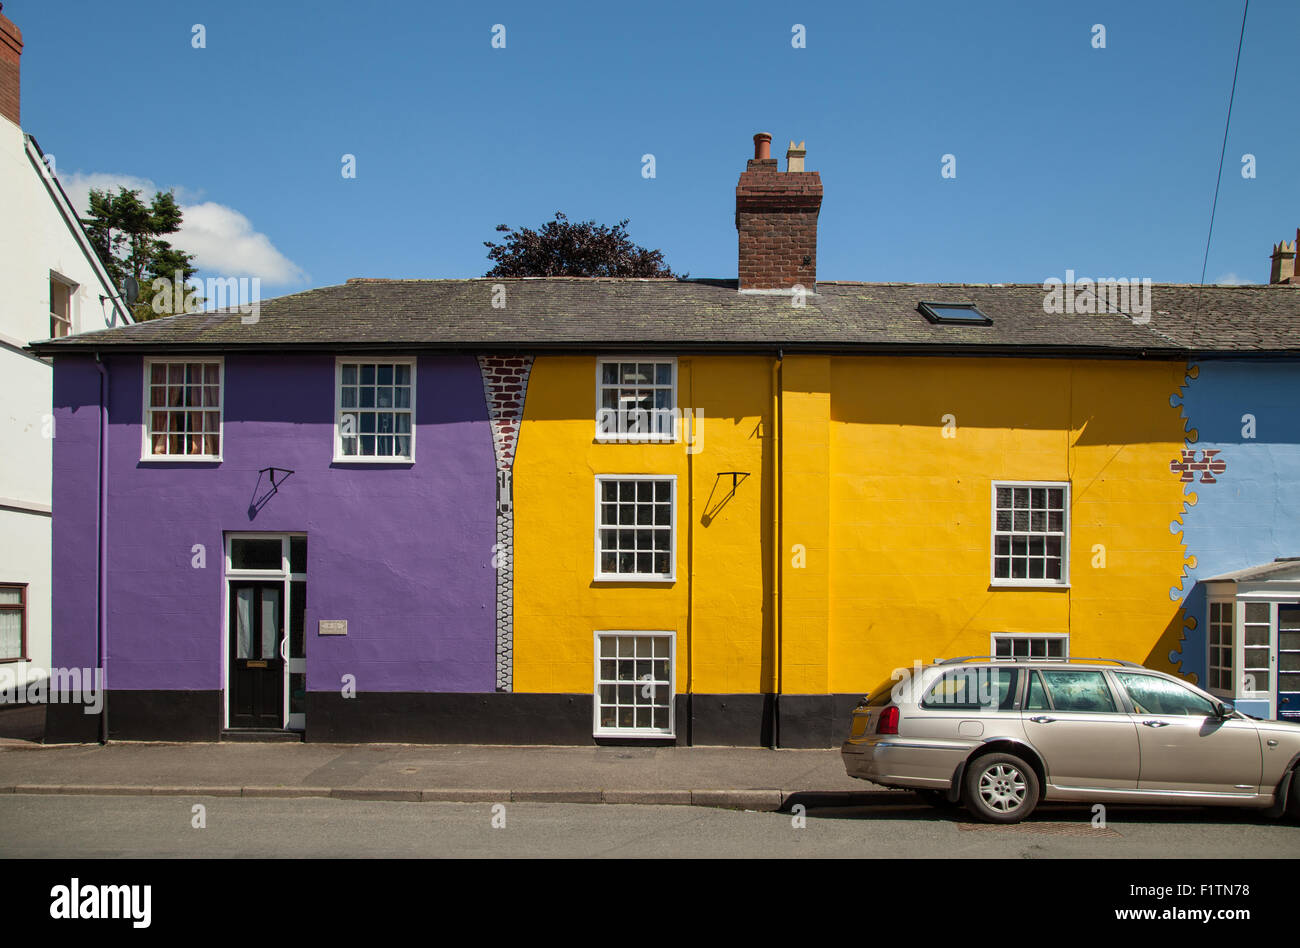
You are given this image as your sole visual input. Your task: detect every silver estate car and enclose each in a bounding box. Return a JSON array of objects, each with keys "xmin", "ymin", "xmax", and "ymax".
[{"xmin": 841, "ymin": 657, "xmax": 1300, "ymax": 823}]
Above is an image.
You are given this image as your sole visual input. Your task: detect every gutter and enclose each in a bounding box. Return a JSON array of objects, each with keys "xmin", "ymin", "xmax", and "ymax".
[
  {"xmin": 28, "ymin": 341, "xmax": 1205, "ymax": 360},
  {"xmin": 24, "ymin": 136, "xmax": 132, "ymax": 328},
  {"xmin": 95, "ymin": 354, "xmax": 109, "ymax": 744}
]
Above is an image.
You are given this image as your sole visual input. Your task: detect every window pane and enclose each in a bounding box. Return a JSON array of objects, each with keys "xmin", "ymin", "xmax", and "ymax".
[
  {"xmin": 1025, "ymin": 673, "xmax": 1049, "ymax": 710},
  {"xmin": 232, "ymin": 538, "xmax": 283, "ymax": 571},
  {"xmin": 1039, "ymin": 670, "xmax": 1116, "ymax": 712},
  {"xmin": 289, "ymin": 580, "xmax": 306, "ymax": 658},
  {"xmin": 1116, "ymin": 674, "xmax": 1215, "ymax": 717}
]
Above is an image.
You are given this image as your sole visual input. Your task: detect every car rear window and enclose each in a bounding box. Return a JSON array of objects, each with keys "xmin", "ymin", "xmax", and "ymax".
[
  {"xmin": 920, "ymin": 667, "xmax": 1019, "ymax": 711},
  {"xmin": 863, "ymin": 677, "xmax": 901, "ymax": 706}
]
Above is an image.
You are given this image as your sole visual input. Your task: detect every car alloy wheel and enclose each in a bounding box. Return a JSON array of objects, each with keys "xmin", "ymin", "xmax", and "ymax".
[{"xmin": 965, "ymin": 753, "xmax": 1040, "ymax": 824}]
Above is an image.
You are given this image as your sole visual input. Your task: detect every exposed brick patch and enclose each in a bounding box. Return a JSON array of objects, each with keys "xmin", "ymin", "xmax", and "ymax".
[{"xmin": 478, "ymin": 355, "xmax": 534, "ymax": 692}]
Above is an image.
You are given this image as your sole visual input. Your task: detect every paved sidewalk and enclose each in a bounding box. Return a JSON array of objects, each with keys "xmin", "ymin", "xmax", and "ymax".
[{"xmin": 0, "ymin": 742, "xmax": 898, "ymax": 811}]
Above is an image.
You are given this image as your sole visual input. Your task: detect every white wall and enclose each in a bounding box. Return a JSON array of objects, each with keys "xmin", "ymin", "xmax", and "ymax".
[
  {"xmin": 0, "ymin": 111, "xmax": 123, "ymax": 693},
  {"xmin": 0, "ymin": 119, "xmax": 123, "ymax": 347}
]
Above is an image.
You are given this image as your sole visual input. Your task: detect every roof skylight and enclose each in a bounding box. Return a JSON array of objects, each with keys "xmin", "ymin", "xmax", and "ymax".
[{"xmin": 918, "ymin": 301, "xmax": 992, "ymax": 325}]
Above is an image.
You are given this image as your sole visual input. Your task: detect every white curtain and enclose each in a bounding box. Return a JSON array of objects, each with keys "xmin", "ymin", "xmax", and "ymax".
[
  {"xmin": 235, "ymin": 588, "xmax": 253, "ymax": 659},
  {"xmin": 261, "ymin": 588, "xmax": 280, "ymax": 659}
]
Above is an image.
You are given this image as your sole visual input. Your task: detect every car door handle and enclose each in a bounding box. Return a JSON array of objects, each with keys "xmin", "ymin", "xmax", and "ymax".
[
  {"xmin": 1029, "ymin": 716, "xmax": 1056, "ymax": 724},
  {"xmin": 1142, "ymin": 720, "xmax": 1170, "ymax": 728}
]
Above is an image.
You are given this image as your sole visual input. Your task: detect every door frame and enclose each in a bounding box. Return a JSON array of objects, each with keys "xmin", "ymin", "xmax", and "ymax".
[
  {"xmin": 222, "ymin": 532, "xmax": 306, "ymax": 731},
  {"xmin": 1277, "ymin": 603, "xmax": 1300, "ymax": 722}
]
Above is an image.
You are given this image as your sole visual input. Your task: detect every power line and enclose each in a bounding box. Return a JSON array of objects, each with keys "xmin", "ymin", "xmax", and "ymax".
[{"xmin": 1198, "ymin": 0, "xmax": 1250, "ymax": 293}]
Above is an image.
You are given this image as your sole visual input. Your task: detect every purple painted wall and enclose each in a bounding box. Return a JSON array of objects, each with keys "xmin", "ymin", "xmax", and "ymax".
[{"xmin": 52, "ymin": 353, "xmax": 497, "ymax": 694}]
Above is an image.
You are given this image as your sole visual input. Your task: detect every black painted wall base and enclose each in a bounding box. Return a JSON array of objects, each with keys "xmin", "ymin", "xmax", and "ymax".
[
  {"xmin": 41, "ymin": 689, "xmax": 863, "ymax": 746},
  {"xmin": 307, "ymin": 691, "xmax": 860, "ymax": 747},
  {"xmin": 0, "ymin": 702, "xmax": 46, "ymax": 742},
  {"xmin": 44, "ymin": 690, "xmax": 221, "ymax": 743}
]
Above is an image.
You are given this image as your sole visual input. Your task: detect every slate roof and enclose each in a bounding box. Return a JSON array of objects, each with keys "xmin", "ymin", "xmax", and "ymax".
[
  {"xmin": 1202, "ymin": 558, "xmax": 1300, "ymax": 583},
  {"xmin": 28, "ymin": 278, "xmax": 1300, "ymax": 357}
]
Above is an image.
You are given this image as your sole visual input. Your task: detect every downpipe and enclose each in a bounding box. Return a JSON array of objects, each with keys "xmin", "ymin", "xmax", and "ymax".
[{"xmin": 95, "ymin": 354, "xmax": 109, "ymax": 744}]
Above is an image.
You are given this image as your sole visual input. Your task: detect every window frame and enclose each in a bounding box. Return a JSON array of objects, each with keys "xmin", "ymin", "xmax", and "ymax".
[
  {"xmin": 49, "ymin": 273, "xmax": 76, "ymax": 339},
  {"xmin": 594, "ymin": 356, "xmax": 678, "ymax": 444},
  {"xmin": 0, "ymin": 583, "xmax": 27, "ymax": 663},
  {"xmin": 1238, "ymin": 599, "xmax": 1272, "ymax": 702},
  {"xmin": 593, "ymin": 474, "xmax": 677, "ymax": 583},
  {"xmin": 991, "ymin": 633, "xmax": 1069, "ymax": 662},
  {"xmin": 917, "ymin": 300, "xmax": 992, "ymax": 326},
  {"xmin": 140, "ymin": 357, "xmax": 225, "ymax": 462},
  {"xmin": 989, "ymin": 480, "xmax": 1071, "ymax": 588},
  {"xmin": 332, "ymin": 356, "xmax": 417, "ymax": 464},
  {"xmin": 592, "ymin": 630, "xmax": 676, "ymax": 738},
  {"xmin": 1206, "ymin": 598, "xmax": 1235, "ymax": 697}
]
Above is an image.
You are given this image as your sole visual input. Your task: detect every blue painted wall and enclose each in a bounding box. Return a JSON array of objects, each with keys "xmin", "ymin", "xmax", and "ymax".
[{"xmin": 1171, "ymin": 360, "xmax": 1300, "ymax": 714}]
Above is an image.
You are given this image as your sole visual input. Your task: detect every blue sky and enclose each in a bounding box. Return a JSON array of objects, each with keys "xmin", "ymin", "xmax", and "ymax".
[{"xmin": 11, "ymin": 0, "xmax": 1298, "ymax": 291}]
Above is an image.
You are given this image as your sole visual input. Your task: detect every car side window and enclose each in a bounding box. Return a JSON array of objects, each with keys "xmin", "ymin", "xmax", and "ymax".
[
  {"xmin": 1025, "ymin": 671, "xmax": 1050, "ymax": 710},
  {"xmin": 1115, "ymin": 673, "xmax": 1217, "ymax": 717},
  {"xmin": 921, "ymin": 667, "xmax": 1019, "ymax": 711},
  {"xmin": 1038, "ymin": 670, "xmax": 1117, "ymax": 713}
]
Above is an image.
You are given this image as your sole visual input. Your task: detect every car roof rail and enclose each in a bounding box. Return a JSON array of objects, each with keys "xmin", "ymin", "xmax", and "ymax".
[{"xmin": 936, "ymin": 655, "xmax": 1144, "ymax": 668}]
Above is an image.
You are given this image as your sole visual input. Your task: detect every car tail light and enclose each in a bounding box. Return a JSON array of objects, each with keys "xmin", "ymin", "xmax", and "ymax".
[{"xmin": 876, "ymin": 705, "xmax": 900, "ymax": 735}]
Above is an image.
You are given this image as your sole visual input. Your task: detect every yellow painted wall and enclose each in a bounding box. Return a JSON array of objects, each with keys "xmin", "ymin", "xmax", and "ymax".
[
  {"xmin": 513, "ymin": 356, "xmax": 773, "ymax": 695},
  {"xmin": 824, "ymin": 357, "xmax": 1191, "ymax": 694},
  {"xmin": 514, "ymin": 353, "xmax": 1191, "ymax": 698}
]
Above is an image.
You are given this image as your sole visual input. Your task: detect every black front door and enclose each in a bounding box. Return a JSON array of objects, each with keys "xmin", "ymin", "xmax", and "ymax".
[{"xmin": 229, "ymin": 582, "xmax": 284, "ymax": 728}]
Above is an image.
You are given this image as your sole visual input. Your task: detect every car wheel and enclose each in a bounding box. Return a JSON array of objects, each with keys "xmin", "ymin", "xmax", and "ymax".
[
  {"xmin": 964, "ymin": 753, "xmax": 1039, "ymax": 824},
  {"xmin": 1288, "ymin": 769, "xmax": 1300, "ymax": 821}
]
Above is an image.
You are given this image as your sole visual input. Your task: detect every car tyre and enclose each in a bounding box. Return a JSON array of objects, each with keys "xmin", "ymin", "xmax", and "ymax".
[
  {"xmin": 963, "ymin": 753, "xmax": 1039, "ymax": 824},
  {"xmin": 1287, "ymin": 768, "xmax": 1300, "ymax": 822}
]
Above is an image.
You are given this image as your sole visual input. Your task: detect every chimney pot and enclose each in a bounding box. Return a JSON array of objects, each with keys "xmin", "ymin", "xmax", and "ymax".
[
  {"xmin": 753, "ymin": 132, "xmax": 772, "ymax": 160},
  {"xmin": 1270, "ymin": 228, "xmax": 1298, "ymax": 285},
  {"xmin": 786, "ymin": 140, "xmax": 807, "ymax": 172}
]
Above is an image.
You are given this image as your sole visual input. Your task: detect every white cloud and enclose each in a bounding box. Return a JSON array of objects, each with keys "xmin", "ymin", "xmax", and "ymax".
[
  {"xmin": 60, "ymin": 171, "xmax": 307, "ymax": 287},
  {"xmin": 1214, "ymin": 272, "xmax": 1253, "ymax": 286},
  {"xmin": 178, "ymin": 202, "xmax": 307, "ymax": 286}
]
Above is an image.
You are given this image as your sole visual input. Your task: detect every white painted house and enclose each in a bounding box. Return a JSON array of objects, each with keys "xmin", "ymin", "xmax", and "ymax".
[{"xmin": 0, "ymin": 9, "xmax": 131, "ymax": 734}]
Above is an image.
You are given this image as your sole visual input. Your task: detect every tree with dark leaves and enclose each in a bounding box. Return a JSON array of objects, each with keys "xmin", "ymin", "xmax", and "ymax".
[
  {"xmin": 82, "ymin": 186, "xmax": 199, "ymax": 321},
  {"xmin": 484, "ymin": 212, "xmax": 676, "ymax": 278}
]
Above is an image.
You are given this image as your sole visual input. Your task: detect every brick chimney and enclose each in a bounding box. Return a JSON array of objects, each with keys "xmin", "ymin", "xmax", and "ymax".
[
  {"xmin": 1270, "ymin": 229, "xmax": 1298, "ymax": 285},
  {"xmin": 0, "ymin": 4, "xmax": 21, "ymax": 127},
  {"xmin": 736, "ymin": 132, "xmax": 823, "ymax": 290}
]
